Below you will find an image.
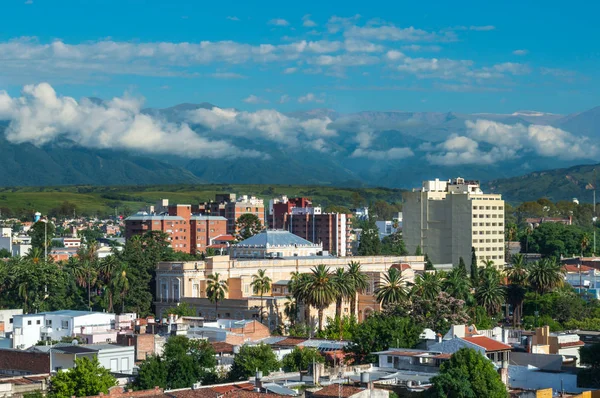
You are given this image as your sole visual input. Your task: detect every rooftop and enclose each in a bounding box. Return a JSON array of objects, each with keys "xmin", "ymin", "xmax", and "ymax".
[
  {"xmin": 461, "ymin": 336, "xmax": 512, "ymax": 352},
  {"xmin": 311, "ymin": 385, "xmax": 365, "ymax": 398},
  {"xmin": 233, "ymin": 230, "xmax": 320, "ymax": 248}
]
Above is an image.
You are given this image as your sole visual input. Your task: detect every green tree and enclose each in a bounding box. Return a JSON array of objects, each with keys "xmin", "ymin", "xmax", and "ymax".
[
  {"xmin": 375, "ymin": 267, "xmax": 408, "ymax": 307},
  {"xmin": 28, "ymin": 220, "xmax": 55, "ymax": 251},
  {"xmin": 424, "ymin": 254, "xmax": 435, "ymax": 271},
  {"xmin": 470, "ymin": 247, "xmax": 478, "ymax": 287},
  {"xmin": 135, "ymin": 355, "xmax": 168, "ymax": 390},
  {"xmin": 235, "ymin": 213, "xmax": 262, "ymax": 240},
  {"xmin": 411, "ymin": 272, "xmax": 443, "ymax": 301},
  {"xmin": 332, "ymin": 268, "xmax": 353, "ymax": 319},
  {"xmin": 348, "ymin": 313, "xmax": 422, "ymax": 363},
  {"xmin": 357, "ymin": 218, "xmax": 381, "ymax": 256},
  {"xmin": 506, "ymin": 254, "xmax": 529, "ymax": 326},
  {"xmin": 381, "ymin": 232, "xmax": 408, "ymax": 255},
  {"xmin": 528, "ymin": 258, "xmax": 565, "ymax": 294},
  {"xmin": 0, "ymin": 248, "xmax": 11, "ymax": 258},
  {"xmin": 578, "ymin": 342, "xmax": 600, "ymax": 388},
  {"xmin": 475, "ymin": 267, "xmax": 506, "ymax": 317},
  {"xmin": 283, "ymin": 295, "xmax": 298, "ymax": 326},
  {"xmin": 415, "ymin": 245, "xmax": 422, "ymax": 256},
  {"xmin": 250, "ymin": 269, "xmax": 272, "ymax": 323},
  {"xmin": 426, "ymin": 348, "xmax": 508, "ymax": 398},
  {"xmin": 281, "ymin": 347, "xmax": 324, "ymax": 372},
  {"xmin": 443, "ymin": 267, "xmax": 472, "ymax": 302},
  {"xmin": 304, "ymin": 264, "xmax": 336, "ymax": 331},
  {"xmin": 346, "ymin": 261, "xmax": 368, "ymax": 319},
  {"xmin": 163, "ymin": 302, "xmax": 196, "ymax": 317},
  {"xmin": 49, "ymin": 357, "xmax": 116, "ymax": 398},
  {"xmin": 315, "ymin": 316, "xmax": 357, "ymax": 340},
  {"xmin": 206, "ymin": 273, "xmax": 228, "ymax": 317},
  {"xmin": 229, "ymin": 344, "xmax": 280, "ymax": 381}
]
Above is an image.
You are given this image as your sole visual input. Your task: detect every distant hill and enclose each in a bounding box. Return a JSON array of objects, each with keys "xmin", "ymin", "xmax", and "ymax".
[{"xmin": 483, "ymin": 163, "xmax": 600, "ymax": 204}]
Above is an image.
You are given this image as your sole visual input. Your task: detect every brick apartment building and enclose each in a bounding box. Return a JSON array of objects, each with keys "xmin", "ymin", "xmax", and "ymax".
[
  {"xmin": 124, "ymin": 202, "xmax": 227, "ymax": 254},
  {"xmin": 269, "ymin": 196, "xmax": 352, "ymax": 256},
  {"xmin": 197, "ymin": 194, "xmax": 266, "ymax": 235}
]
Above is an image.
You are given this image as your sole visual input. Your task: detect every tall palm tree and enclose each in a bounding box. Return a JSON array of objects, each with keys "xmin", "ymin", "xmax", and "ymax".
[
  {"xmin": 443, "ymin": 267, "xmax": 472, "ymax": 302},
  {"xmin": 332, "ymin": 268, "xmax": 353, "ymax": 319},
  {"xmin": 303, "ymin": 264, "xmax": 336, "ymax": 331},
  {"xmin": 375, "ymin": 267, "xmax": 408, "ymax": 307},
  {"xmin": 288, "ymin": 271, "xmax": 308, "ymax": 324},
  {"xmin": 528, "ymin": 258, "xmax": 565, "ymax": 294},
  {"xmin": 76, "ymin": 242, "xmax": 100, "ymax": 311},
  {"xmin": 25, "ymin": 248, "xmax": 45, "ymax": 265},
  {"xmin": 506, "ymin": 253, "xmax": 529, "ymax": 326},
  {"xmin": 111, "ymin": 263, "xmax": 130, "ymax": 313},
  {"xmin": 346, "ymin": 261, "xmax": 368, "ymax": 319},
  {"xmin": 411, "ymin": 272, "xmax": 443, "ymax": 301},
  {"xmin": 206, "ymin": 273, "xmax": 228, "ymax": 318},
  {"xmin": 250, "ymin": 269, "xmax": 272, "ymax": 324},
  {"xmin": 475, "ymin": 268, "xmax": 506, "ymax": 316},
  {"xmin": 98, "ymin": 256, "xmax": 119, "ymax": 311},
  {"xmin": 581, "ymin": 234, "xmax": 591, "ymax": 257},
  {"xmin": 283, "ymin": 295, "xmax": 298, "ymax": 326}
]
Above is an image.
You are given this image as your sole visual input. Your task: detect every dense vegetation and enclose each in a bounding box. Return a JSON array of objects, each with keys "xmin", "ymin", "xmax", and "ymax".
[{"xmin": 0, "ymin": 184, "xmax": 403, "ymax": 219}]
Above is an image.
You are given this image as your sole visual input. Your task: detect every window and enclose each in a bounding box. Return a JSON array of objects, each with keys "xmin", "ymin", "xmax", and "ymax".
[
  {"xmin": 36, "ymin": 320, "xmax": 41, "ymax": 325},
  {"xmin": 387, "ymin": 356, "xmax": 393, "ymax": 364},
  {"xmin": 27, "ymin": 320, "xmax": 32, "ymax": 326},
  {"xmin": 61, "ymin": 320, "xmax": 69, "ymax": 329},
  {"xmin": 110, "ymin": 358, "xmax": 118, "ymax": 372}
]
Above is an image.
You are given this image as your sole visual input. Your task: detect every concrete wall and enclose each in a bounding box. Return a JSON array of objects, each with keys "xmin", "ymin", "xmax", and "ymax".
[
  {"xmin": 508, "ymin": 365, "xmax": 586, "ymax": 394},
  {"xmin": 0, "ymin": 310, "xmax": 23, "ymax": 335}
]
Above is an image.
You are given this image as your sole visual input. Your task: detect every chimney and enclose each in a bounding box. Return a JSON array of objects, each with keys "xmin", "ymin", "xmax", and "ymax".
[
  {"xmin": 255, "ymin": 370, "xmax": 263, "ymax": 392},
  {"xmin": 498, "ymin": 360, "xmax": 509, "ymax": 386}
]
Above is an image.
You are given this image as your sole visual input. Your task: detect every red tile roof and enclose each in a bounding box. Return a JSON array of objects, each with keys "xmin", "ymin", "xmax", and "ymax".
[
  {"xmin": 564, "ymin": 264, "xmax": 594, "ymax": 273},
  {"xmin": 211, "ymin": 383, "xmax": 254, "ymax": 394},
  {"xmin": 558, "ymin": 341, "xmax": 585, "ymax": 348},
  {"xmin": 311, "ymin": 385, "xmax": 365, "ymax": 398},
  {"xmin": 387, "ymin": 351, "xmax": 427, "ymax": 357},
  {"xmin": 461, "ymin": 336, "xmax": 512, "ymax": 352},
  {"xmin": 273, "ymin": 337, "xmax": 307, "ymax": 346},
  {"xmin": 391, "ymin": 263, "xmax": 412, "ymax": 271},
  {"xmin": 214, "ymin": 234, "xmax": 236, "ymax": 242},
  {"xmin": 211, "ymin": 342, "xmax": 235, "ymax": 354}
]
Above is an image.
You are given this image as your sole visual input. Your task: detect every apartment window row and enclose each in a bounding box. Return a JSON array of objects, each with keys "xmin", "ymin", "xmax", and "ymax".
[
  {"xmin": 482, "ymin": 255, "xmax": 504, "ymax": 260},
  {"xmin": 473, "ymin": 206, "xmax": 505, "ymax": 210},
  {"xmin": 474, "ymin": 246, "xmax": 504, "ymax": 252},
  {"xmin": 473, "ymin": 238, "xmax": 504, "ymax": 244},
  {"xmin": 472, "ymin": 222, "xmax": 504, "ymax": 227},
  {"xmin": 473, "ymin": 230, "xmax": 505, "ymax": 235},
  {"xmin": 475, "ymin": 214, "xmax": 504, "ymax": 219}
]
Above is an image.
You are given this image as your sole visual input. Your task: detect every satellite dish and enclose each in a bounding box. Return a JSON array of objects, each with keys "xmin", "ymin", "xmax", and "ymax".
[{"xmin": 72, "ymin": 339, "xmax": 79, "ymax": 345}]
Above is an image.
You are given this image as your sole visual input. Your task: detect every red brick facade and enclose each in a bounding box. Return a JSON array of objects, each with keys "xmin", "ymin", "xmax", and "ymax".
[
  {"xmin": 0, "ymin": 349, "xmax": 50, "ymax": 374},
  {"xmin": 197, "ymin": 194, "xmax": 265, "ymax": 235},
  {"xmin": 125, "ymin": 204, "xmax": 227, "ymax": 255}
]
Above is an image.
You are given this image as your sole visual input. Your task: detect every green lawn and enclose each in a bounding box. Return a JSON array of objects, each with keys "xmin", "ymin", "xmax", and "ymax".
[{"xmin": 0, "ymin": 184, "xmax": 404, "ymax": 218}]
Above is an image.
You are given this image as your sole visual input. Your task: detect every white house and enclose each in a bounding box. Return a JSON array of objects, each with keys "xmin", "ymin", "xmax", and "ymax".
[
  {"xmin": 0, "ymin": 309, "xmax": 23, "ymax": 336},
  {"xmin": 33, "ymin": 343, "xmax": 134, "ymax": 374},
  {"xmin": 13, "ymin": 311, "xmax": 116, "ymax": 349}
]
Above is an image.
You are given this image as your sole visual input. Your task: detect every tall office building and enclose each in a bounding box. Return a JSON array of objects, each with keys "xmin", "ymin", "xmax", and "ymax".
[{"xmin": 403, "ymin": 178, "xmax": 506, "ymax": 268}]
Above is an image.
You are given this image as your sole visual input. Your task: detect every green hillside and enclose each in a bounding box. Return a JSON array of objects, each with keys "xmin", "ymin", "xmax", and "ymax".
[
  {"xmin": 483, "ymin": 163, "xmax": 600, "ymax": 204},
  {"xmin": 0, "ymin": 184, "xmax": 404, "ymax": 218}
]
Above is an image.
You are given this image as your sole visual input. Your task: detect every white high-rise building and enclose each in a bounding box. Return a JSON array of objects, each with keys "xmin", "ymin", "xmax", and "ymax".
[{"xmin": 403, "ymin": 177, "xmax": 506, "ymax": 269}]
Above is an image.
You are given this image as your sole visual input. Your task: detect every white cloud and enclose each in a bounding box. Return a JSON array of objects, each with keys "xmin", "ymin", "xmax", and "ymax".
[
  {"xmin": 186, "ymin": 106, "xmax": 336, "ymax": 147},
  {"xmin": 298, "ymin": 93, "xmax": 325, "ymax": 104},
  {"xmin": 302, "ymin": 14, "xmax": 317, "ymax": 27},
  {"xmin": 469, "ymin": 25, "xmax": 495, "ymax": 31},
  {"xmin": 513, "ymin": 49, "xmax": 528, "ymax": 56},
  {"xmin": 401, "ymin": 44, "xmax": 441, "ymax": 52},
  {"xmin": 310, "ymin": 53, "xmax": 379, "ymax": 67},
  {"xmin": 243, "ymin": 95, "xmax": 269, "ymax": 104},
  {"xmin": 278, "ymin": 94, "xmax": 291, "ymax": 103},
  {"xmin": 326, "ymin": 15, "xmax": 361, "ymax": 34},
  {"xmin": 345, "ymin": 24, "xmax": 441, "ymax": 42},
  {"xmin": 0, "ymin": 83, "xmax": 261, "ymax": 159},
  {"xmin": 351, "ymin": 147, "xmax": 414, "ymax": 160},
  {"xmin": 386, "ymin": 50, "xmax": 405, "ymax": 60},
  {"xmin": 210, "ymin": 72, "xmax": 246, "ymax": 79},
  {"xmin": 227, "ymin": 16, "xmax": 240, "ymax": 21},
  {"xmin": 344, "ymin": 39, "xmax": 385, "ymax": 53},
  {"xmin": 269, "ymin": 18, "xmax": 290, "ymax": 27},
  {"xmin": 426, "ymin": 134, "xmax": 516, "ymax": 165},
  {"xmin": 283, "ymin": 67, "xmax": 298, "ymax": 74}
]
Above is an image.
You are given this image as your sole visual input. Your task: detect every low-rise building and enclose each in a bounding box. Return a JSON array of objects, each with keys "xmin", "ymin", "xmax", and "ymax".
[
  {"xmin": 527, "ymin": 326, "xmax": 584, "ymax": 366},
  {"xmin": 31, "ymin": 343, "xmax": 134, "ymax": 374},
  {"xmin": 155, "ymin": 254, "xmax": 425, "ymax": 327},
  {"xmin": 230, "ymin": 230, "xmax": 322, "ymax": 259},
  {"xmin": 0, "ymin": 309, "xmax": 23, "ymax": 337},
  {"xmin": 12, "ymin": 311, "xmax": 116, "ymax": 349}
]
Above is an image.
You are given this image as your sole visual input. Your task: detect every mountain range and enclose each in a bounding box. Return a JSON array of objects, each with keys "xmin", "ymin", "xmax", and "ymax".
[{"xmin": 1, "ymin": 104, "xmax": 599, "ymax": 197}]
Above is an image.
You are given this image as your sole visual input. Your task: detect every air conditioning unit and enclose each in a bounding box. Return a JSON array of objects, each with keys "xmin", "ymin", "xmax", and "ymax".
[{"xmin": 192, "ymin": 383, "xmax": 202, "ymax": 390}]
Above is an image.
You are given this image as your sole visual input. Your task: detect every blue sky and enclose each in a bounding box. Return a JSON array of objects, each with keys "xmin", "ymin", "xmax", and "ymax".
[{"xmin": 1, "ymin": 0, "xmax": 599, "ymax": 114}]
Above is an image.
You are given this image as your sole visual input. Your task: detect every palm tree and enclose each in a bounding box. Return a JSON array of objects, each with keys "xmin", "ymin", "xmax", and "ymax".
[
  {"xmin": 475, "ymin": 268, "xmax": 506, "ymax": 316},
  {"xmin": 375, "ymin": 267, "xmax": 408, "ymax": 307},
  {"xmin": 581, "ymin": 234, "xmax": 591, "ymax": 257},
  {"xmin": 506, "ymin": 253, "xmax": 529, "ymax": 326},
  {"xmin": 303, "ymin": 264, "xmax": 336, "ymax": 331},
  {"xmin": 25, "ymin": 248, "xmax": 45, "ymax": 265},
  {"xmin": 289, "ymin": 272, "xmax": 312, "ymax": 326},
  {"xmin": 528, "ymin": 258, "xmax": 565, "ymax": 294},
  {"xmin": 206, "ymin": 273, "xmax": 228, "ymax": 318},
  {"xmin": 411, "ymin": 272, "xmax": 443, "ymax": 300},
  {"xmin": 98, "ymin": 256, "xmax": 119, "ymax": 311},
  {"xmin": 332, "ymin": 268, "xmax": 353, "ymax": 319},
  {"xmin": 443, "ymin": 267, "xmax": 472, "ymax": 302},
  {"xmin": 346, "ymin": 261, "xmax": 368, "ymax": 319},
  {"xmin": 112, "ymin": 263, "xmax": 130, "ymax": 313},
  {"xmin": 76, "ymin": 242, "xmax": 100, "ymax": 311},
  {"xmin": 250, "ymin": 269, "xmax": 272, "ymax": 324},
  {"xmin": 283, "ymin": 296, "xmax": 298, "ymax": 326}
]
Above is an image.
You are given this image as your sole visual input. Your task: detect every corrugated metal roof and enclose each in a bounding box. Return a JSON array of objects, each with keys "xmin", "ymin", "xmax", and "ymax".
[{"xmin": 233, "ymin": 230, "xmax": 318, "ymax": 248}]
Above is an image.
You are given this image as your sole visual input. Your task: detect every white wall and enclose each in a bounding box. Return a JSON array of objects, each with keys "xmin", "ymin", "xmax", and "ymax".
[
  {"xmin": 0, "ymin": 309, "xmax": 23, "ymax": 334},
  {"xmin": 96, "ymin": 346, "xmax": 135, "ymax": 374},
  {"xmin": 12, "ymin": 314, "xmax": 44, "ymax": 349}
]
